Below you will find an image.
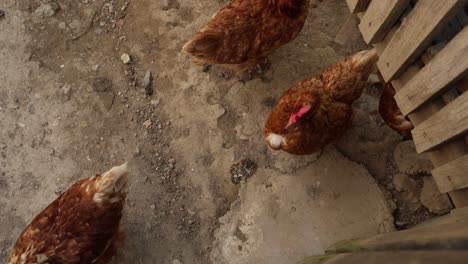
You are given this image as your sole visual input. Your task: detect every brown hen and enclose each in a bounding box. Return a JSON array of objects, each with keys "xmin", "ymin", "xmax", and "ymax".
[
  {"xmin": 265, "ymin": 50, "xmax": 378, "ymax": 155},
  {"xmin": 8, "ymin": 163, "xmax": 128, "ymax": 264},
  {"xmin": 378, "ymin": 77, "xmax": 414, "ymax": 137},
  {"xmin": 182, "ymin": 0, "xmax": 311, "ymax": 71}
]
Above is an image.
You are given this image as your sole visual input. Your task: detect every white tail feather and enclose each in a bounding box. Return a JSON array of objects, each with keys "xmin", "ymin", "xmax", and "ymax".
[{"xmin": 95, "ymin": 163, "xmax": 129, "ymax": 197}]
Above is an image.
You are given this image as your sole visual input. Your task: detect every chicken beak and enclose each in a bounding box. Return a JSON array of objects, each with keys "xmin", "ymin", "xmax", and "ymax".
[{"xmin": 351, "ymin": 49, "xmax": 378, "ymax": 70}]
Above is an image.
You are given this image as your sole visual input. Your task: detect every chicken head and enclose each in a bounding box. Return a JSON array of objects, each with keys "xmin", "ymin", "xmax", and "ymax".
[{"xmin": 265, "ymin": 77, "xmax": 323, "ymax": 154}]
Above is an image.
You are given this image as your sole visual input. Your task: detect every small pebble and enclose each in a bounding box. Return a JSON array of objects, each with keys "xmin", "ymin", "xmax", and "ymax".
[
  {"xmin": 0, "ymin": 9, "xmax": 5, "ymax": 19},
  {"xmin": 34, "ymin": 3, "xmax": 60, "ymax": 17},
  {"xmin": 61, "ymin": 84, "xmax": 72, "ymax": 101},
  {"xmin": 143, "ymin": 119, "xmax": 152, "ymax": 128},
  {"xmin": 134, "ymin": 147, "xmax": 141, "ymax": 155},
  {"xmin": 68, "ymin": 19, "xmax": 81, "ymax": 29},
  {"xmin": 121, "ymin": 2, "xmax": 129, "ymax": 11},
  {"xmin": 58, "ymin": 22, "xmax": 66, "ymax": 29},
  {"xmin": 142, "ymin": 70, "xmax": 152, "ymax": 87},
  {"xmin": 121, "ymin": 53, "xmax": 131, "ymax": 64},
  {"xmin": 143, "ymin": 70, "xmax": 153, "ymax": 96}
]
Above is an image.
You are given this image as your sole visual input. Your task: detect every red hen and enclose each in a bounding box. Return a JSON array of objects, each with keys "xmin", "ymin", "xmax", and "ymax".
[
  {"xmin": 8, "ymin": 163, "xmax": 128, "ymax": 264},
  {"xmin": 265, "ymin": 50, "xmax": 378, "ymax": 155},
  {"xmin": 182, "ymin": 0, "xmax": 311, "ymax": 71}
]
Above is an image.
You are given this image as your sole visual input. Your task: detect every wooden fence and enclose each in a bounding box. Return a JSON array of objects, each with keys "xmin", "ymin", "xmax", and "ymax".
[{"xmin": 346, "ymin": 0, "xmax": 468, "ymax": 208}]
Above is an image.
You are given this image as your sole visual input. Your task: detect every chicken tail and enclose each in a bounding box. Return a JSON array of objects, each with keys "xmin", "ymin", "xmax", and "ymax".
[
  {"xmin": 95, "ymin": 163, "xmax": 129, "ymax": 196},
  {"xmin": 349, "ymin": 49, "xmax": 378, "ymax": 74},
  {"xmin": 182, "ymin": 32, "xmax": 222, "ymax": 64},
  {"xmin": 322, "ymin": 49, "xmax": 378, "ymax": 103}
]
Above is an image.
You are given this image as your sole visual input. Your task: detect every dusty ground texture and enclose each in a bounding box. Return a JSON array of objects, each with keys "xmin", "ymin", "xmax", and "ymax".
[{"xmin": 0, "ymin": 0, "xmax": 452, "ymax": 263}]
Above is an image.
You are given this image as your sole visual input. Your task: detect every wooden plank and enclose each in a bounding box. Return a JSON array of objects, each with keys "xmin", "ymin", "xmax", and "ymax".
[
  {"xmin": 377, "ymin": 0, "xmax": 464, "ymax": 82},
  {"xmin": 391, "ymin": 66, "xmax": 468, "ymax": 208},
  {"xmin": 359, "ymin": 0, "xmax": 410, "ymax": 44},
  {"xmin": 369, "ymin": 5, "xmax": 468, "ymax": 206},
  {"xmin": 395, "ymin": 27, "xmax": 468, "ymax": 115},
  {"xmin": 326, "ymin": 251, "xmax": 468, "ymax": 264},
  {"xmin": 346, "ymin": 0, "xmax": 370, "ymax": 13},
  {"xmin": 327, "ymin": 222, "xmax": 468, "ymax": 253},
  {"xmin": 432, "ymin": 155, "xmax": 468, "ymax": 193},
  {"xmin": 411, "ymin": 92, "xmax": 468, "ymax": 153},
  {"xmin": 447, "ymin": 188, "xmax": 468, "ymax": 208},
  {"xmin": 299, "ymin": 251, "xmax": 468, "ymax": 264}
]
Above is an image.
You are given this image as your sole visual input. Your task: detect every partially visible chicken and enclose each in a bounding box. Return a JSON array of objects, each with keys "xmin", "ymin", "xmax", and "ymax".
[
  {"xmin": 182, "ymin": 0, "xmax": 311, "ymax": 71},
  {"xmin": 378, "ymin": 77, "xmax": 414, "ymax": 137},
  {"xmin": 9, "ymin": 163, "xmax": 128, "ymax": 264},
  {"xmin": 265, "ymin": 50, "xmax": 378, "ymax": 155}
]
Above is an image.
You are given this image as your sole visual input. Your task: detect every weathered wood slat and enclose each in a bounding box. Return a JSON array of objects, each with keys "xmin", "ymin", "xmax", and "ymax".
[
  {"xmin": 377, "ymin": 0, "xmax": 464, "ymax": 82},
  {"xmin": 326, "ymin": 222, "xmax": 468, "ymax": 253},
  {"xmin": 353, "ymin": 0, "xmax": 468, "ymax": 207},
  {"xmin": 392, "ymin": 66, "xmax": 468, "ymax": 208},
  {"xmin": 299, "ymin": 251, "xmax": 468, "ymax": 264},
  {"xmin": 346, "ymin": 0, "xmax": 370, "ymax": 14},
  {"xmin": 411, "ymin": 91, "xmax": 468, "ymax": 153},
  {"xmin": 432, "ymin": 155, "xmax": 468, "ymax": 193},
  {"xmin": 395, "ymin": 26, "xmax": 468, "ymax": 116},
  {"xmin": 359, "ymin": 0, "xmax": 410, "ymax": 44}
]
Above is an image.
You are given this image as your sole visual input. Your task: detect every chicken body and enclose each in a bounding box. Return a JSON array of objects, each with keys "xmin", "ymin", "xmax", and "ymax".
[
  {"xmin": 182, "ymin": 0, "xmax": 311, "ymax": 71},
  {"xmin": 379, "ymin": 80, "xmax": 414, "ymax": 137},
  {"xmin": 265, "ymin": 50, "xmax": 378, "ymax": 155},
  {"xmin": 8, "ymin": 164, "xmax": 128, "ymax": 264}
]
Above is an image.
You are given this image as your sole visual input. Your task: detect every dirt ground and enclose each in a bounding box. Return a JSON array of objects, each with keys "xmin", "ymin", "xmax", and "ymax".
[{"xmin": 0, "ymin": 0, "xmax": 453, "ymax": 263}]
